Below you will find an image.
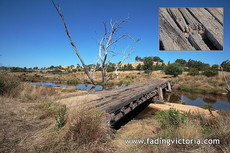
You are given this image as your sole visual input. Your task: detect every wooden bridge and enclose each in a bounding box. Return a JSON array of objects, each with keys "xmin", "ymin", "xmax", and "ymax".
[{"xmin": 87, "ymin": 80, "xmax": 173, "ymax": 125}]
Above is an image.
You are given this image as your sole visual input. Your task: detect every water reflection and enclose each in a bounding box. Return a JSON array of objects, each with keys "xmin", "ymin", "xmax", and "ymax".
[
  {"xmin": 164, "ymin": 92, "xmax": 230, "ymax": 110},
  {"xmin": 30, "ymin": 82, "xmax": 103, "ymax": 91}
]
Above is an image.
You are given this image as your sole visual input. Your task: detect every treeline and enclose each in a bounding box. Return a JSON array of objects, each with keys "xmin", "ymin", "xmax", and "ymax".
[
  {"xmin": 1, "ymin": 57, "xmax": 230, "ymax": 76},
  {"xmin": 167, "ymin": 58, "xmax": 230, "ymax": 77}
]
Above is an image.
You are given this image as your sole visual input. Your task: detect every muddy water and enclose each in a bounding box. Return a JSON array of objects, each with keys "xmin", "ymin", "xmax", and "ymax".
[{"xmin": 164, "ymin": 91, "xmax": 230, "ymax": 110}]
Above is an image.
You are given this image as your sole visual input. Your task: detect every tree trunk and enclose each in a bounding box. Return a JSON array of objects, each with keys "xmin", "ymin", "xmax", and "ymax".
[
  {"xmin": 102, "ymin": 67, "xmax": 107, "ymax": 84},
  {"xmin": 115, "ymin": 69, "xmax": 119, "ymax": 79},
  {"xmin": 52, "ymin": 0, "xmax": 96, "ymax": 85}
]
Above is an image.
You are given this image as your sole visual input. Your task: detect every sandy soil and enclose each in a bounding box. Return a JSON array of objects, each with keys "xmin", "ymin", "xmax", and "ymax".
[{"xmin": 145, "ymin": 102, "xmax": 219, "ymax": 117}]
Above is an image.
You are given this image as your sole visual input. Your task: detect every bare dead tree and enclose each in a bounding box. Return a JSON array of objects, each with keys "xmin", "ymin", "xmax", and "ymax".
[
  {"xmin": 51, "ymin": 0, "xmax": 96, "ymax": 85},
  {"xmin": 97, "ymin": 17, "xmax": 139, "ymax": 84},
  {"xmin": 92, "ymin": 56, "xmax": 100, "ymax": 79},
  {"xmin": 115, "ymin": 48, "xmax": 133, "ymax": 79},
  {"xmin": 220, "ymin": 66, "xmax": 230, "ymax": 94}
]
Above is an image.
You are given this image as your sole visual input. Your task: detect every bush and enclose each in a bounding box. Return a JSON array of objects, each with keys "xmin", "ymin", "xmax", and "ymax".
[
  {"xmin": 136, "ymin": 63, "xmax": 142, "ymax": 70},
  {"xmin": 143, "ymin": 57, "xmax": 153, "ymax": 73},
  {"xmin": 55, "ymin": 105, "xmax": 67, "ymax": 129},
  {"xmin": 202, "ymin": 68, "xmax": 218, "ymax": 77},
  {"xmin": 187, "ymin": 68, "xmax": 199, "ymax": 76},
  {"xmin": 221, "ymin": 60, "xmax": 230, "ymax": 72},
  {"xmin": 55, "ymin": 107, "xmax": 111, "ymax": 152},
  {"xmin": 0, "ymin": 73, "xmax": 21, "ymax": 97},
  {"xmin": 155, "ymin": 108, "xmax": 187, "ymax": 128},
  {"xmin": 164, "ymin": 63, "xmax": 184, "ymax": 77},
  {"xmin": 67, "ymin": 80, "xmax": 79, "ymax": 85}
]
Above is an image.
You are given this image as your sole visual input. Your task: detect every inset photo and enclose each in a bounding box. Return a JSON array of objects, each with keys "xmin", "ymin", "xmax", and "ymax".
[{"xmin": 159, "ymin": 8, "xmax": 223, "ymax": 51}]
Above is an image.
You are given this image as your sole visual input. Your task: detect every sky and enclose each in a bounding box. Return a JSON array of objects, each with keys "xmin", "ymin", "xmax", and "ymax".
[{"xmin": 0, "ymin": 0, "xmax": 229, "ymax": 68}]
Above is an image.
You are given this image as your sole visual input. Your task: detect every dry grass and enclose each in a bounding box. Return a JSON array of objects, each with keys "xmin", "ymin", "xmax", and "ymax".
[
  {"xmin": 112, "ymin": 108, "xmax": 230, "ymax": 153},
  {"xmin": 7, "ymin": 69, "xmax": 230, "ymax": 95},
  {"xmin": 20, "ymin": 83, "xmax": 57, "ymax": 101},
  {"xmin": 36, "ymin": 107, "xmax": 115, "ymax": 153},
  {"xmin": 175, "ymin": 71, "xmax": 230, "ymax": 95}
]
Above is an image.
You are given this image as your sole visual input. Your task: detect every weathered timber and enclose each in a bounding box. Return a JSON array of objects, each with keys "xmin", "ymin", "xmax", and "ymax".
[
  {"xmin": 178, "ymin": 8, "xmax": 199, "ymax": 30},
  {"xmin": 205, "ymin": 8, "xmax": 223, "ymax": 26},
  {"xmin": 188, "ymin": 8, "xmax": 223, "ymax": 50},
  {"xmin": 159, "ymin": 8, "xmax": 195, "ymax": 51},
  {"xmin": 168, "ymin": 8, "xmax": 189, "ymax": 32},
  {"xmin": 188, "ymin": 33, "xmax": 210, "ymax": 50},
  {"xmin": 86, "ymin": 80, "xmax": 173, "ymax": 125},
  {"xmin": 159, "ymin": 8, "xmax": 223, "ymax": 51}
]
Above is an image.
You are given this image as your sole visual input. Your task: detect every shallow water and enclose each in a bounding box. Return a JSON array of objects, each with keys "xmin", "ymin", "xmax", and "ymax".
[
  {"xmin": 164, "ymin": 91, "xmax": 230, "ymax": 110},
  {"xmin": 30, "ymin": 82, "xmax": 103, "ymax": 91}
]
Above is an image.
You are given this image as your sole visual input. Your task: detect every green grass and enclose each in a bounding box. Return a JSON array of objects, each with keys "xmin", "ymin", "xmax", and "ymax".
[{"xmin": 55, "ymin": 105, "xmax": 67, "ymax": 129}]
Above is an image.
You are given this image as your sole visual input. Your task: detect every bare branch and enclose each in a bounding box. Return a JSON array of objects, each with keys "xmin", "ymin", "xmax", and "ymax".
[
  {"xmin": 51, "ymin": 0, "xmax": 96, "ymax": 85},
  {"xmin": 109, "ymin": 34, "xmax": 139, "ymax": 47},
  {"xmin": 95, "ymin": 16, "xmax": 139, "ymax": 84},
  {"xmin": 114, "ymin": 48, "xmax": 134, "ymax": 79}
]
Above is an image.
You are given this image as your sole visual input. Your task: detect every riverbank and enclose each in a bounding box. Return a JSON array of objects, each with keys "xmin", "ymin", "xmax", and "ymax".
[
  {"xmin": 5, "ymin": 70, "xmax": 230, "ymax": 96},
  {"xmin": 1, "ymin": 73, "xmax": 230, "ymax": 152}
]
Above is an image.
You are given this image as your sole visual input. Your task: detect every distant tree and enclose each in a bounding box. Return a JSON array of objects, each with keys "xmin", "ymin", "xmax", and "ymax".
[
  {"xmin": 136, "ymin": 63, "xmax": 142, "ymax": 70},
  {"xmin": 187, "ymin": 68, "xmax": 199, "ymax": 76},
  {"xmin": 221, "ymin": 60, "xmax": 230, "ymax": 72},
  {"xmin": 211, "ymin": 64, "xmax": 219, "ymax": 71},
  {"xmin": 186, "ymin": 59, "xmax": 209, "ymax": 71},
  {"xmin": 135, "ymin": 56, "xmax": 142, "ymax": 62},
  {"xmin": 127, "ymin": 63, "xmax": 134, "ymax": 70},
  {"xmin": 175, "ymin": 59, "xmax": 187, "ymax": 67},
  {"xmin": 202, "ymin": 68, "xmax": 218, "ymax": 77},
  {"xmin": 152, "ymin": 56, "xmax": 162, "ymax": 62},
  {"xmin": 107, "ymin": 63, "xmax": 115, "ymax": 72},
  {"xmin": 143, "ymin": 57, "xmax": 153, "ymax": 73},
  {"xmin": 164, "ymin": 63, "xmax": 184, "ymax": 77},
  {"xmin": 50, "ymin": 65, "xmax": 55, "ymax": 69}
]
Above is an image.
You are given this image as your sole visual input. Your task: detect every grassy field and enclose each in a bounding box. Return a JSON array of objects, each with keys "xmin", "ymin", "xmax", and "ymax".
[
  {"xmin": 0, "ymin": 70, "xmax": 230, "ymax": 152},
  {"xmin": 7, "ymin": 69, "xmax": 230, "ymax": 95}
]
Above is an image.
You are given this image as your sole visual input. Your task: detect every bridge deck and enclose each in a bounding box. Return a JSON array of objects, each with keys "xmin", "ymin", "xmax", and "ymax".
[{"xmin": 87, "ymin": 80, "xmax": 172, "ymax": 124}]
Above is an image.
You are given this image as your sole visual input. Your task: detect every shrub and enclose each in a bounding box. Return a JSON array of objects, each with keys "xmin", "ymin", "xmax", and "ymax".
[
  {"xmin": 55, "ymin": 105, "xmax": 67, "ymax": 129},
  {"xmin": 187, "ymin": 68, "xmax": 199, "ymax": 76},
  {"xmin": 136, "ymin": 63, "xmax": 142, "ymax": 70},
  {"xmin": 164, "ymin": 63, "xmax": 184, "ymax": 77},
  {"xmin": 0, "ymin": 73, "xmax": 21, "ymax": 97},
  {"xmin": 155, "ymin": 108, "xmax": 187, "ymax": 128},
  {"xmin": 55, "ymin": 107, "xmax": 111, "ymax": 152},
  {"xmin": 221, "ymin": 60, "xmax": 230, "ymax": 72},
  {"xmin": 175, "ymin": 59, "xmax": 187, "ymax": 67},
  {"xmin": 202, "ymin": 68, "xmax": 218, "ymax": 77},
  {"xmin": 66, "ymin": 80, "xmax": 79, "ymax": 85}
]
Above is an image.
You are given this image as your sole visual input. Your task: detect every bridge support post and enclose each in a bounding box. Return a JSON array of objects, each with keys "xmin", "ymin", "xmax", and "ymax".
[
  {"xmin": 158, "ymin": 87, "xmax": 164, "ymax": 102},
  {"xmin": 152, "ymin": 87, "xmax": 164, "ymax": 104},
  {"xmin": 166, "ymin": 93, "xmax": 171, "ymax": 102},
  {"xmin": 166, "ymin": 82, "xmax": 172, "ymax": 93}
]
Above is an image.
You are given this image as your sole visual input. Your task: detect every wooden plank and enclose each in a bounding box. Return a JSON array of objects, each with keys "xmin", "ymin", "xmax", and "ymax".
[
  {"xmin": 159, "ymin": 8, "xmax": 195, "ymax": 51},
  {"xmin": 188, "ymin": 8, "xmax": 223, "ymax": 50},
  {"xmin": 178, "ymin": 8, "xmax": 199, "ymax": 30},
  {"xmin": 205, "ymin": 8, "xmax": 223, "ymax": 26},
  {"xmin": 168, "ymin": 8, "xmax": 189, "ymax": 32},
  {"xmin": 188, "ymin": 33, "xmax": 210, "ymax": 50},
  {"xmin": 104, "ymin": 81, "xmax": 169, "ymax": 114}
]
